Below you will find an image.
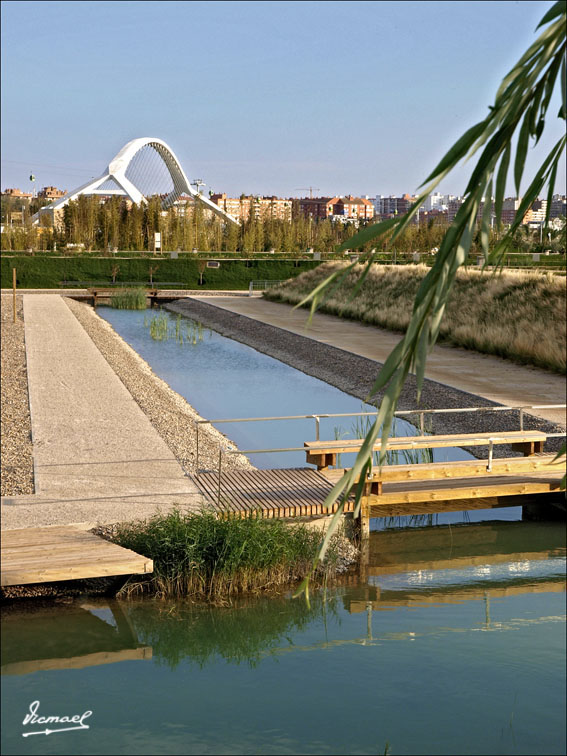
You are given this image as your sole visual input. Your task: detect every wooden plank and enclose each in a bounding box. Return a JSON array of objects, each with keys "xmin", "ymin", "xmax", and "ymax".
[
  {"xmin": 240, "ymin": 469, "xmax": 285, "ymax": 516},
  {"xmin": 3, "ymin": 562, "xmax": 153, "ymax": 586},
  {"xmin": 340, "ymin": 455, "xmax": 562, "ymax": 485},
  {"xmin": 1, "ymin": 526, "xmax": 154, "ymax": 586},
  {"xmin": 366, "ymin": 475, "xmax": 562, "ymax": 513}
]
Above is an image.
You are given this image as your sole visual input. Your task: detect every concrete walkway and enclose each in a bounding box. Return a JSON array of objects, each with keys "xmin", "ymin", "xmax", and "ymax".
[
  {"xmin": 194, "ymin": 296, "xmax": 566, "ymax": 428},
  {"xmin": 1, "ymin": 295, "xmax": 201, "ymax": 530}
]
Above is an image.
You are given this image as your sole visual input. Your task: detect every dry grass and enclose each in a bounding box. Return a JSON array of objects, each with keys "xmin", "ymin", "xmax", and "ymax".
[{"xmin": 265, "ymin": 263, "xmax": 567, "ymax": 373}]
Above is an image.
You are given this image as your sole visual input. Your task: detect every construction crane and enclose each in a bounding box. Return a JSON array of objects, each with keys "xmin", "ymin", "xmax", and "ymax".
[{"xmin": 296, "ymin": 186, "xmax": 320, "ymax": 199}]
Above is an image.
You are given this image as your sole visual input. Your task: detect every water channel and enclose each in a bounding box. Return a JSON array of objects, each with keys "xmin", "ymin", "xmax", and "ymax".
[
  {"xmin": 1, "ymin": 305, "xmax": 564, "ymax": 754},
  {"xmin": 97, "ymin": 307, "xmax": 473, "ymax": 471}
]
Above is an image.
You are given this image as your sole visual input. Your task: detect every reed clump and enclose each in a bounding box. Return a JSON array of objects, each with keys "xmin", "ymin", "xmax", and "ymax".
[
  {"xmin": 265, "ymin": 263, "xmax": 567, "ymax": 373},
  {"xmin": 110, "ymin": 287, "xmax": 147, "ymax": 310},
  {"xmin": 112, "ymin": 509, "xmax": 353, "ymax": 598},
  {"xmin": 143, "ymin": 311, "xmax": 206, "ymax": 344}
]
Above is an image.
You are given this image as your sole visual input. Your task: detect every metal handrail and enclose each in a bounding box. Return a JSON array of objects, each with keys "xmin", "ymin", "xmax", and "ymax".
[
  {"xmin": 195, "ymin": 403, "xmax": 566, "ymax": 468},
  {"xmin": 196, "ymin": 404, "xmax": 566, "ymax": 426},
  {"xmin": 224, "ymin": 432, "xmax": 566, "ymax": 457},
  {"xmin": 194, "ymin": 404, "xmax": 567, "ymax": 476}
]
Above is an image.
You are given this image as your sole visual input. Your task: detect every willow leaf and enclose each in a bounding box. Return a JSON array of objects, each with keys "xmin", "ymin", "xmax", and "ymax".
[
  {"xmin": 537, "ymin": 1, "xmax": 566, "ymax": 29},
  {"xmin": 514, "ymin": 112, "xmax": 532, "ymax": 194},
  {"xmin": 494, "ymin": 144, "xmax": 511, "ymax": 226},
  {"xmin": 545, "ymin": 161, "xmax": 558, "ymax": 228},
  {"xmin": 480, "ymin": 181, "xmax": 494, "ymax": 260},
  {"xmin": 335, "ymin": 216, "xmax": 399, "ymax": 254},
  {"xmin": 420, "ymin": 121, "xmax": 486, "ymax": 186}
]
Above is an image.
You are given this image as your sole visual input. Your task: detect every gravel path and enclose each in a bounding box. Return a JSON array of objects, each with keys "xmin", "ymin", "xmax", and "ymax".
[
  {"xmin": 64, "ymin": 297, "xmax": 251, "ymax": 475},
  {"xmin": 166, "ymin": 297, "xmax": 566, "ymax": 457},
  {"xmin": 1, "ymin": 295, "xmax": 34, "ymax": 496}
]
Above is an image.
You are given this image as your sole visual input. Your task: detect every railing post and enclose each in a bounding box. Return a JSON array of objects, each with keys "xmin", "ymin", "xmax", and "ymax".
[
  {"xmin": 486, "ymin": 439, "xmax": 494, "ymax": 472},
  {"xmin": 420, "ymin": 412, "xmax": 425, "ymax": 435},
  {"xmin": 314, "ymin": 416, "xmax": 320, "ymax": 441},
  {"xmin": 248, "ymin": 281, "xmax": 253, "ymax": 296}
]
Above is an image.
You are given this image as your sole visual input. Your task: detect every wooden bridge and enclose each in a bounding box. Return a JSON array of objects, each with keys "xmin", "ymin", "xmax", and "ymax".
[{"xmin": 193, "ymin": 414, "xmax": 566, "ymax": 532}]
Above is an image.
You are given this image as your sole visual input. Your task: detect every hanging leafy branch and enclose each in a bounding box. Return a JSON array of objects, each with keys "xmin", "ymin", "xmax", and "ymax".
[{"xmin": 295, "ymin": 0, "xmax": 566, "ymax": 602}]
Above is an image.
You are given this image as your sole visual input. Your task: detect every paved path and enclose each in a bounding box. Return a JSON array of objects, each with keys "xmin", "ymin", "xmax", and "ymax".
[
  {"xmin": 194, "ymin": 296, "xmax": 566, "ymax": 427},
  {"xmin": 1, "ymin": 295, "xmax": 201, "ymax": 530}
]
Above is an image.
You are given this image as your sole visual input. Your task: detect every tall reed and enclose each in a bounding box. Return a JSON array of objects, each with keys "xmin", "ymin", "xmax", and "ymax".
[
  {"xmin": 110, "ymin": 287, "xmax": 147, "ymax": 310},
  {"xmin": 113, "ymin": 509, "xmax": 349, "ymax": 598},
  {"xmin": 144, "ymin": 311, "xmax": 207, "ymax": 345}
]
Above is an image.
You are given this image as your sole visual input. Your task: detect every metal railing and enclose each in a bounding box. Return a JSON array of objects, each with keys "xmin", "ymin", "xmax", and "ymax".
[
  {"xmin": 194, "ymin": 403, "xmax": 566, "ymax": 474},
  {"xmin": 248, "ymin": 280, "xmax": 286, "ymax": 295}
]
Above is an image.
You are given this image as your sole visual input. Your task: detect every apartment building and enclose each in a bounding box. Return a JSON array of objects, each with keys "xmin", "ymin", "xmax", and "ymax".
[
  {"xmin": 211, "ymin": 193, "xmax": 292, "ymax": 222},
  {"xmin": 331, "ymin": 195, "xmax": 374, "ymax": 220},
  {"xmin": 374, "ymin": 194, "xmax": 416, "ymax": 218},
  {"xmin": 2, "ymin": 188, "xmax": 33, "ymax": 200},
  {"xmin": 549, "ymin": 195, "xmax": 566, "ymax": 219},
  {"xmin": 298, "ymin": 197, "xmax": 335, "ymax": 220},
  {"xmin": 37, "ymin": 186, "xmax": 66, "ymax": 202},
  {"xmin": 298, "ymin": 195, "xmax": 374, "ymax": 221}
]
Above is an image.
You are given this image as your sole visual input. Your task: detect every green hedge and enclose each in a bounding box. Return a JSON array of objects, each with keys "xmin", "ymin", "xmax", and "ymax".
[{"xmin": 0, "ymin": 256, "xmax": 321, "ymax": 289}]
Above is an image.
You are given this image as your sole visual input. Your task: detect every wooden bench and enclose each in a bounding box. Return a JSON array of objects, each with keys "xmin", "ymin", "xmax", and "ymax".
[{"xmin": 304, "ymin": 430, "xmax": 548, "ymax": 471}]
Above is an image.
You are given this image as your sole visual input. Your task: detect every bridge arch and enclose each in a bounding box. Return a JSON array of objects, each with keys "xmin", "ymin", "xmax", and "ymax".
[{"xmin": 34, "ymin": 137, "xmax": 238, "ymax": 225}]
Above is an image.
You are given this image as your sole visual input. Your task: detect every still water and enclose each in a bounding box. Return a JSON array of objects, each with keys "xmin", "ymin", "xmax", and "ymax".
[
  {"xmin": 97, "ymin": 307, "xmax": 472, "ymax": 469},
  {"xmin": 2, "ymin": 519, "xmax": 565, "ymax": 755}
]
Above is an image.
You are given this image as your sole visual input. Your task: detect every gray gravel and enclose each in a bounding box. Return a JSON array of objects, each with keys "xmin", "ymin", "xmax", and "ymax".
[
  {"xmin": 166, "ymin": 297, "xmax": 566, "ymax": 457},
  {"xmin": 1, "ymin": 295, "xmax": 34, "ymax": 496},
  {"xmin": 64, "ymin": 297, "xmax": 252, "ymax": 475}
]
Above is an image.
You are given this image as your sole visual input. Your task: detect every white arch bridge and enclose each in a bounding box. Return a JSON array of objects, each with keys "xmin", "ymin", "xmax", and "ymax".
[{"xmin": 33, "ymin": 137, "xmax": 239, "ymax": 225}]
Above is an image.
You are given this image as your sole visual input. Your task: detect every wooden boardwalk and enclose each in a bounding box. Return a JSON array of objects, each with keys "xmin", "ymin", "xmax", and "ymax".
[
  {"xmin": 193, "ymin": 462, "xmax": 564, "ymax": 520},
  {"xmin": 192, "ymin": 468, "xmax": 336, "ymax": 517},
  {"xmin": 1, "ymin": 526, "xmax": 153, "ymax": 587}
]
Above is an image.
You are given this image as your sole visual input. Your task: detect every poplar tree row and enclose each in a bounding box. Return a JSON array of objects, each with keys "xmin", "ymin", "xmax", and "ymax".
[{"xmin": 2, "ymin": 194, "xmax": 561, "ymax": 255}]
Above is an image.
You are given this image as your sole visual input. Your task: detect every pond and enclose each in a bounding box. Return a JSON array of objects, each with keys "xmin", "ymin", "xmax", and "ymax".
[
  {"xmin": 2, "ymin": 518, "xmax": 565, "ymax": 755},
  {"xmin": 97, "ymin": 307, "xmax": 473, "ymax": 471}
]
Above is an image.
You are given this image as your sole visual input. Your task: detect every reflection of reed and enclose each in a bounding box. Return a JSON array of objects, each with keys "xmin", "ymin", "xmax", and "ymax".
[{"xmin": 127, "ymin": 591, "xmax": 340, "ymax": 669}]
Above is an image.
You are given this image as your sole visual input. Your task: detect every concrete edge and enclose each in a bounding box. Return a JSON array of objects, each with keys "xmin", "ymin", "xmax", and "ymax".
[{"xmin": 21, "ymin": 294, "xmax": 39, "ymax": 496}]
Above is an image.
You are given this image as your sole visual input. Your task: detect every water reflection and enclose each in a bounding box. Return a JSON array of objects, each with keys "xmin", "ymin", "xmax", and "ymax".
[
  {"xmin": 1, "ymin": 601, "xmax": 151, "ymax": 675},
  {"xmin": 2, "ymin": 520, "xmax": 564, "ymax": 673}
]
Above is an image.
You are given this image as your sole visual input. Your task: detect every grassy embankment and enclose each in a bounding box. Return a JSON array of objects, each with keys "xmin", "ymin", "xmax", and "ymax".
[
  {"xmin": 265, "ymin": 263, "xmax": 567, "ymax": 373},
  {"xmin": 0, "ymin": 255, "xmax": 319, "ymax": 289},
  {"xmin": 112, "ymin": 509, "xmax": 351, "ymax": 599}
]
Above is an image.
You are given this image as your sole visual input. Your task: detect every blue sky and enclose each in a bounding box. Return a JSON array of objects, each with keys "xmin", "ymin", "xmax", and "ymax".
[{"xmin": 1, "ymin": 0, "xmax": 565, "ymax": 198}]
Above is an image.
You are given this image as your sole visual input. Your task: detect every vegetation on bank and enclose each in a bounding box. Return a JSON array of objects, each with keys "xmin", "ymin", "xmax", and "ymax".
[
  {"xmin": 265, "ymin": 262, "xmax": 567, "ymax": 373},
  {"xmin": 0, "ymin": 255, "xmax": 319, "ymax": 289},
  {"xmin": 110, "ymin": 287, "xmax": 147, "ymax": 309},
  {"xmin": 112, "ymin": 509, "xmax": 354, "ymax": 598}
]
